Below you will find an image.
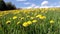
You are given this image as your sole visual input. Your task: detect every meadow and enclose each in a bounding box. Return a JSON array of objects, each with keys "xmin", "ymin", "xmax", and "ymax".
[{"xmin": 0, "ymin": 8, "xmax": 60, "ymax": 34}]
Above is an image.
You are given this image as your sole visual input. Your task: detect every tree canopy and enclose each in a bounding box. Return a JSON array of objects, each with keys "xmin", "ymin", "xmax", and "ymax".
[{"xmin": 0, "ymin": 0, "xmax": 16, "ymax": 11}]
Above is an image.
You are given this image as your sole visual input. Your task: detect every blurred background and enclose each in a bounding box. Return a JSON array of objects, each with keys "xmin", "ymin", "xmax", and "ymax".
[{"xmin": 0, "ymin": 0, "xmax": 60, "ymax": 11}]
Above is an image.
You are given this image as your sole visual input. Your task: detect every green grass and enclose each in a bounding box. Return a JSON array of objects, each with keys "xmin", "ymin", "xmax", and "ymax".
[{"xmin": 0, "ymin": 8, "xmax": 60, "ymax": 34}]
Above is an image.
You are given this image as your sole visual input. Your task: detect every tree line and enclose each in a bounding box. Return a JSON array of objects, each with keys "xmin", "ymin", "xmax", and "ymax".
[{"xmin": 0, "ymin": 0, "xmax": 16, "ymax": 11}]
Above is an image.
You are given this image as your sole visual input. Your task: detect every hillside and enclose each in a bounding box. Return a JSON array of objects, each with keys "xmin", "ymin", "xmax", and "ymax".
[{"xmin": 0, "ymin": 8, "xmax": 60, "ymax": 34}]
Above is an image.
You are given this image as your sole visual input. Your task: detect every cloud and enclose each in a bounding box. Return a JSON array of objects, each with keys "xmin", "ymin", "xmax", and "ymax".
[
  {"xmin": 21, "ymin": 1, "xmax": 60, "ymax": 9},
  {"xmin": 21, "ymin": 4, "xmax": 40, "ymax": 9},
  {"xmin": 30, "ymin": 4, "xmax": 36, "ymax": 7},
  {"xmin": 16, "ymin": 0, "xmax": 27, "ymax": 1},
  {"xmin": 49, "ymin": 2, "xmax": 60, "ymax": 6},
  {"xmin": 22, "ymin": 6, "xmax": 60, "ymax": 9},
  {"xmin": 23, "ymin": 4, "xmax": 36, "ymax": 9},
  {"xmin": 59, "ymin": 2, "xmax": 60, "ymax": 4},
  {"xmin": 41, "ymin": 1, "xmax": 48, "ymax": 6},
  {"xmin": 34, "ymin": 6, "xmax": 40, "ymax": 8},
  {"xmin": 27, "ymin": 4, "xmax": 40, "ymax": 8}
]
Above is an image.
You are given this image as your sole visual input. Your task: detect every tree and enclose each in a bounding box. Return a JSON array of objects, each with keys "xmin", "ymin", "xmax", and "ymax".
[
  {"xmin": 6, "ymin": 2, "xmax": 16, "ymax": 10},
  {"xmin": 0, "ymin": 0, "xmax": 16, "ymax": 11},
  {"xmin": 0, "ymin": 0, "xmax": 7, "ymax": 11}
]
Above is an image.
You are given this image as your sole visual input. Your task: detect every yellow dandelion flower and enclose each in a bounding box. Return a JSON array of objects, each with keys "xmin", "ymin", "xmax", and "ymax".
[
  {"xmin": 22, "ymin": 22, "xmax": 29, "ymax": 27},
  {"xmin": 13, "ymin": 16, "xmax": 17, "ymax": 19},
  {"xmin": 17, "ymin": 21, "xmax": 20, "ymax": 25},
  {"xmin": 27, "ymin": 21, "xmax": 32, "ymax": 25},
  {"xmin": 50, "ymin": 20, "xmax": 54, "ymax": 24},
  {"xmin": 39, "ymin": 16, "xmax": 46, "ymax": 19},
  {"xmin": 32, "ymin": 20, "xmax": 37, "ymax": 23},
  {"xmin": 36, "ymin": 14, "xmax": 42, "ymax": 17},
  {"xmin": 6, "ymin": 20, "xmax": 11, "ymax": 24}
]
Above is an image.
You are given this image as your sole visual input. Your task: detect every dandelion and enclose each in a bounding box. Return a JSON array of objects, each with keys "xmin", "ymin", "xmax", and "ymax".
[
  {"xmin": 50, "ymin": 20, "xmax": 54, "ymax": 24},
  {"xmin": 36, "ymin": 14, "xmax": 46, "ymax": 20},
  {"xmin": 39, "ymin": 16, "xmax": 46, "ymax": 19},
  {"xmin": 6, "ymin": 20, "xmax": 11, "ymax": 24},
  {"xmin": 27, "ymin": 21, "xmax": 32, "ymax": 25},
  {"xmin": 17, "ymin": 21, "xmax": 20, "ymax": 25},
  {"xmin": 32, "ymin": 20, "xmax": 37, "ymax": 23},
  {"xmin": 22, "ymin": 21, "xmax": 32, "ymax": 27},
  {"xmin": 22, "ymin": 22, "xmax": 29, "ymax": 27},
  {"xmin": 13, "ymin": 16, "xmax": 17, "ymax": 19},
  {"xmin": 36, "ymin": 14, "xmax": 42, "ymax": 17}
]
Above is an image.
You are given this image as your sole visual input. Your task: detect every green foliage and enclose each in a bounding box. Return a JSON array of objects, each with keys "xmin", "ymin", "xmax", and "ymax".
[
  {"xmin": 0, "ymin": 0, "xmax": 16, "ymax": 11},
  {"xmin": 0, "ymin": 0, "xmax": 7, "ymax": 11},
  {"xmin": 6, "ymin": 2, "xmax": 16, "ymax": 10}
]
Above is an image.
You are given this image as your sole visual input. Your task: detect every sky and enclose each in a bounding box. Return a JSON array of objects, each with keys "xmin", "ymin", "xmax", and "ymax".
[{"xmin": 4, "ymin": 0, "xmax": 60, "ymax": 8}]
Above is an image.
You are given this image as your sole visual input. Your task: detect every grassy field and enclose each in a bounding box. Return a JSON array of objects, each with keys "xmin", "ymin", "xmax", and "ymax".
[{"xmin": 0, "ymin": 8, "xmax": 60, "ymax": 34}]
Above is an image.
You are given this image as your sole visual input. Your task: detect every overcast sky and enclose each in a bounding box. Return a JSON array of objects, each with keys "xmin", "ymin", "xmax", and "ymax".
[{"xmin": 4, "ymin": 0, "xmax": 60, "ymax": 8}]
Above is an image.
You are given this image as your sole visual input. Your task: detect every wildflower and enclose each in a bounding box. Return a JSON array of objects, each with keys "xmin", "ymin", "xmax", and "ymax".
[
  {"xmin": 17, "ymin": 21, "xmax": 20, "ymax": 25},
  {"xmin": 36, "ymin": 14, "xmax": 46, "ymax": 20},
  {"xmin": 32, "ymin": 20, "xmax": 37, "ymax": 23},
  {"xmin": 36, "ymin": 14, "xmax": 42, "ymax": 17},
  {"xmin": 6, "ymin": 20, "xmax": 11, "ymax": 24},
  {"xmin": 50, "ymin": 20, "xmax": 54, "ymax": 24},
  {"xmin": 27, "ymin": 21, "xmax": 32, "ymax": 25},
  {"xmin": 13, "ymin": 16, "xmax": 17, "ymax": 19},
  {"xmin": 22, "ymin": 21, "xmax": 32, "ymax": 27},
  {"xmin": 39, "ymin": 16, "xmax": 46, "ymax": 19},
  {"xmin": 22, "ymin": 22, "xmax": 29, "ymax": 27}
]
